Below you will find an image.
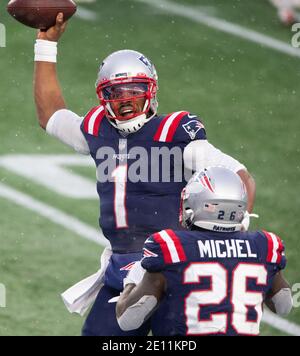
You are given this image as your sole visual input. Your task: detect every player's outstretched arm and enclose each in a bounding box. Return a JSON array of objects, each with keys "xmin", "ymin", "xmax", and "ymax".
[
  {"xmin": 265, "ymin": 271, "xmax": 293, "ymax": 316},
  {"xmin": 34, "ymin": 13, "xmax": 67, "ymax": 129},
  {"xmin": 183, "ymin": 140, "xmax": 256, "ymax": 213},
  {"xmin": 236, "ymin": 169, "xmax": 256, "ymax": 213}
]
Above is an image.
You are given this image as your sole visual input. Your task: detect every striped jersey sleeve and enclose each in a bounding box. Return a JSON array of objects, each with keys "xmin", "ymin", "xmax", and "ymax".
[
  {"xmin": 141, "ymin": 229, "xmax": 187, "ymax": 272},
  {"xmin": 153, "ymin": 111, "xmax": 206, "ymax": 143},
  {"xmin": 261, "ymin": 230, "xmax": 287, "ymax": 270},
  {"xmin": 81, "ymin": 105, "xmax": 106, "ymax": 136}
]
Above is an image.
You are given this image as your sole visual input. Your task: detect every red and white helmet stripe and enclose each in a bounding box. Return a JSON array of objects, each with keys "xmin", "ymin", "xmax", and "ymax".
[{"xmin": 199, "ymin": 173, "xmax": 215, "ymax": 193}]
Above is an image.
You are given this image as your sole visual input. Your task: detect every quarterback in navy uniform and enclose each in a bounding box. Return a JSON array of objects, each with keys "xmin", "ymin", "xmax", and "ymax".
[
  {"xmin": 33, "ymin": 15, "xmax": 256, "ymax": 335},
  {"xmin": 117, "ymin": 167, "xmax": 292, "ymax": 336}
]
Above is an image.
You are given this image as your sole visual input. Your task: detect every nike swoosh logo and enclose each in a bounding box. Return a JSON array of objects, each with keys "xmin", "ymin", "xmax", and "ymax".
[{"xmin": 188, "ymin": 114, "xmax": 197, "ymax": 119}]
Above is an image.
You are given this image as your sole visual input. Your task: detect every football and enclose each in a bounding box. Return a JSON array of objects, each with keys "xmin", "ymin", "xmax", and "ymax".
[{"xmin": 7, "ymin": 0, "xmax": 77, "ymax": 30}]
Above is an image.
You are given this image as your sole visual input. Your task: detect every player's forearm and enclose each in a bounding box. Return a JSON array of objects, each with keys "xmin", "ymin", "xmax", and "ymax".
[
  {"xmin": 34, "ymin": 62, "xmax": 66, "ymax": 129},
  {"xmin": 183, "ymin": 141, "xmax": 256, "ymax": 212},
  {"xmin": 117, "ymin": 270, "xmax": 165, "ymax": 319},
  {"xmin": 265, "ymin": 288, "xmax": 293, "ymax": 315},
  {"xmin": 116, "ymin": 284, "xmax": 136, "ymax": 318},
  {"xmin": 116, "ymin": 282, "xmax": 159, "ymax": 331},
  {"xmin": 237, "ymin": 169, "xmax": 256, "ymax": 213},
  {"xmin": 265, "ymin": 272, "xmax": 293, "ymax": 316},
  {"xmin": 33, "ymin": 13, "xmax": 68, "ymax": 129}
]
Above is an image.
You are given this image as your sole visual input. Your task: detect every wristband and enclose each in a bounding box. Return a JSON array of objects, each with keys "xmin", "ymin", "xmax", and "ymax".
[{"xmin": 34, "ymin": 39, "xmax": 57, "ymax": 63}]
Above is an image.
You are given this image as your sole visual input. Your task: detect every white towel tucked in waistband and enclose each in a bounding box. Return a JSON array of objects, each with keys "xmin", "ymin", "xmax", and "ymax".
[{"xmin": 61, "ymin": 246, "xmax": 112, "ymax": 316}]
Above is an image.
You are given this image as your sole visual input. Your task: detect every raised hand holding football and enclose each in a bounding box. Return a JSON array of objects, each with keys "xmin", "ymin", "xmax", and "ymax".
[{"xmin": 7, "ymin": 0, "xmax": 77, "ymax": 30}]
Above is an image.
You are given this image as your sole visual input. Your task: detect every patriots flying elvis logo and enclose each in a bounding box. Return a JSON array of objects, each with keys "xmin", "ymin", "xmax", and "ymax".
[
  {"xmin": 120, "ymin": 262, "xmax": 137, "ymax": 271},
  {"xmin": 143, "ymin": 248, "xmax": 158, "ymax": 258},
  {"xmin": 139, "ymin": 55, "xmax": 151, "ymax": 68},
  {"xmin": 182, "ymin": 120, "xmax": 205, "ymax": 140}
]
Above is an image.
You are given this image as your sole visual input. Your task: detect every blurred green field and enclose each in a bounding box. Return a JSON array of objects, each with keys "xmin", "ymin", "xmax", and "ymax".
[{"xmin": 0, "ymin": 0, "xmax": 300, "ymax": 336}]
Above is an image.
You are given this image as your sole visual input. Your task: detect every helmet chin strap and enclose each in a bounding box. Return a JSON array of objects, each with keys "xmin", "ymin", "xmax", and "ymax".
[
  {"xmin": 114, "ymin": 113, "xmax": 148, "ymax": 133},
  {"xmin": 106, "ymin": 99, "xmax": 152, "ymax": 134},
  {"xmin": 106, "ymin": 102, "xmax": 116, "ymax": 118}
]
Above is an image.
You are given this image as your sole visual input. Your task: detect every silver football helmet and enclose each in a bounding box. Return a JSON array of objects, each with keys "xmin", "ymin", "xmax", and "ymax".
[
  {"xmin": 96, "ymin": 50, "xmax": 158, "ymax": 133},
  {"xmin": 180, "ymin": 167, "xmax": 247, "ymax": 232}
]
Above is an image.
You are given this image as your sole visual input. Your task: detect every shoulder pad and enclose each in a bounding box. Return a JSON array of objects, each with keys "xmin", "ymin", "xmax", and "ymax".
[
  {"xmin": 261, "ymin": 230, "xmax": 286, "ymax": 268},
  {"xmin": 142, "ymin": 229, "xmax": 187, "ymax": 272},
  {"xmin": 82, "ymin": 105, "xmax": 105, "ymax": 136},
  {"xmin": 153, "ymin": 111, "xmax": 206, "ymax": 143}
]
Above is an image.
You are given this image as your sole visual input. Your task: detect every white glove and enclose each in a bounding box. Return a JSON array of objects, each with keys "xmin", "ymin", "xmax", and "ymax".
[
  {"xmin": 241, "ymin": 211, "xmax": 259, "ymax": 231},
  {"xmin": 123, "ymin": 261, "xmax": 146, "ymax": 287}
]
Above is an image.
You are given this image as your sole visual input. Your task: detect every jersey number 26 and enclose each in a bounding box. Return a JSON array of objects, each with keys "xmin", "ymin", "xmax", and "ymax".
[{"xmin": 184, "ymin": 262, "xmax": 267, "ymax": 335}]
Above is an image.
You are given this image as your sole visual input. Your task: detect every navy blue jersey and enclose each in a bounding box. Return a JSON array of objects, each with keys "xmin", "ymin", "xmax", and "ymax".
[
  {"xmin": 81, "ymin": 107, "xmax": 206, "ymax": 254},
  {"xmin": 141, "ymin": 229, "xmax": 286, "ymax": 336}
]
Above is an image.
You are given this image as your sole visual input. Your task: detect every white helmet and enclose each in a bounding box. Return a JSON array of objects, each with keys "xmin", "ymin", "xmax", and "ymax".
[
  {"xmin": 96, "ymin": 50, "xmax": 158, "ymax": 134},
  {"xmin": 180, "ymin": 167, "xmax": 247, "ymax": 232}
]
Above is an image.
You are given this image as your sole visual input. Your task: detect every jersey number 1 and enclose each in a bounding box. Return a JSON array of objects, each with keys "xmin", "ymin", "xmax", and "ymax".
[{"xmin": 112, "ymin": 165, "xmax": 128, "ymax": 228}]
